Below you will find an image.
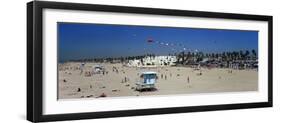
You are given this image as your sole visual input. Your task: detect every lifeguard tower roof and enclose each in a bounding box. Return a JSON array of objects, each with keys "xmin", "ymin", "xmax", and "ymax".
[
  {"xmin": 141, "ymin": 71, "xmax": 157, "ymax": 75},
  {"xmin": 93, "ymin": 64, "xmax": 103, "ymax": 68}
]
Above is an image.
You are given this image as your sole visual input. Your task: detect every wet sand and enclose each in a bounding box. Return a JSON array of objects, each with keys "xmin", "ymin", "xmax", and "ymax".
[{"xmin": 58, "ymin": 62, "xmax": 258, "ymax": 99}]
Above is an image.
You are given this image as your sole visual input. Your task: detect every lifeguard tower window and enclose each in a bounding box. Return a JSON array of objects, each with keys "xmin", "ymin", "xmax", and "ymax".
[{"xmin": 144, "ymin": 74, "xmax": 156, "ymax": 84}]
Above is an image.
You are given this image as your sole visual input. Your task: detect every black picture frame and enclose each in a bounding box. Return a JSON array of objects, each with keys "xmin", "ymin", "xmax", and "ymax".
[{"xmin": 27, "ymin": 1, "xmax": 273, "ymax": 122}]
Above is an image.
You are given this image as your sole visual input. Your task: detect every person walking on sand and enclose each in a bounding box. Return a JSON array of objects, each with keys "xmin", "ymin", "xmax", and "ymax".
[
  {"xmin": 80, "ymin": 63, "xmax": 85, "ymax": 75},
  {"xmin": 187, "ymin": 76, "xmax": 191, "ymax": 88}
]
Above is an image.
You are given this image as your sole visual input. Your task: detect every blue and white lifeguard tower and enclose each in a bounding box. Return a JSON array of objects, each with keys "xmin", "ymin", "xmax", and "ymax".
[{"xmin": 136, "ymin": 71, "xmax": 157, "ymax": 91}]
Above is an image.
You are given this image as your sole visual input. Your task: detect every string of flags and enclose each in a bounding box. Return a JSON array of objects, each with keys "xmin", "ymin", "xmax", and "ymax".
[{"xmin": 146, "ymin": 38, "xmax": 199, "ymax": 53}]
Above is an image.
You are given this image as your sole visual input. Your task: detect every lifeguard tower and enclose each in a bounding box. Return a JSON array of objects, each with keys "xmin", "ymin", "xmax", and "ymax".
[{"xmin": 136, "ymin": 71, "xmax": 157, "ymax": 91}]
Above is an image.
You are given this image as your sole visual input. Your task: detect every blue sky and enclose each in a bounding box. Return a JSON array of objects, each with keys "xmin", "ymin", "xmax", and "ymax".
[{"xmin": 58, "ymin": 22, "xmax": 258, "ymax": 62}]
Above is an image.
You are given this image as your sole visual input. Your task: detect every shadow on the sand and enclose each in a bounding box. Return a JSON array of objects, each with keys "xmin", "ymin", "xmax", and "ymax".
[{"xmin": 137, "ymin": 88, "xmax": 158, "ymax": 92}]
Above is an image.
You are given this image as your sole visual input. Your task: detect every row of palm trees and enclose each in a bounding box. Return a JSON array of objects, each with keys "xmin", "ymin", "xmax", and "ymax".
[{"xmin": 176, "ymin": 49, "xmax": 257, "ymax": 64}]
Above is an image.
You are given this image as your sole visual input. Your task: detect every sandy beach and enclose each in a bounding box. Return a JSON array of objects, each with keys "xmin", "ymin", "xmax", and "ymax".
[{"xmin": 58, "ymin": 62, "xmax": 258, "ymax": 99}]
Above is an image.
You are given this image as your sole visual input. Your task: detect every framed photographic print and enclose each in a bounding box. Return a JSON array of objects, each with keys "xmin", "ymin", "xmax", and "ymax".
[{"xmin": 27, "ymin": 1, "xmax": 273, "ymax": 122}]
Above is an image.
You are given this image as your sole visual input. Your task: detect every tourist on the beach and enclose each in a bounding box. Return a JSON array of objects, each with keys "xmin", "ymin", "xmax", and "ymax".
[
  {"xmin": 80, "ymin": 69, "xmax": 83, "ymax": 75},
  {"xmin": 187, "ymin": 76, "xmax": 190, "ymax": 83},
  {"xmin": 165, "ymin": 75, "xmax": 167, "ymax": 80},
  {"xmin": 80, "ymin": 63, "xmax": 85, "ymax": 75}
]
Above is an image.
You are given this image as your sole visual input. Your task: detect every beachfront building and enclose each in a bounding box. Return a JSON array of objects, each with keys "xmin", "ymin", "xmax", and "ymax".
[{"xmin": 127, "ymin": 55, "xmax": 177, "ymax": 67}]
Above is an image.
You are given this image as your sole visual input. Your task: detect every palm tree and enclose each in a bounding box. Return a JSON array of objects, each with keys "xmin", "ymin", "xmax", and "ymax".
[
  {"xmin": 239, "ymin": 50, "xmax": 244, "ymax": 60},
  {"xmin": 215, "ymin": 53, "xmax": 219, "ymax": 60},
  {"xmin": 211, "ymin": 53, "xmax": 215, "ymax": 60},
  {"xmin": 197, "ymin": 52, "xmax": 204, "ymax": 62},
  {"xmin": 175, "ymin": 53, "xmax": 180, "ymax": 64},
  {"xmin": 191, "ymin": 52, "xmax": 195, "ymax": 61},
  {"xmin": 187, "ymin": 52, "xmax": 191, "ymax": 61},
  {"xmin": 252, "ymin": 49, "xmax": 257, "ymax": 60},
  {"xmin": 222, "ymin": 52, "xmax": 226, "ymax": 61},
  {"xmin": 245, "ymin": 50, "xmax": 250, "ymax": 60},
  {"xmin": 181, "ymin": 52, "xmax": 185, "ymax": 64},
  {"xmin": 226, "ymin": 52, "xmax": 230, "ymax": 61}
]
